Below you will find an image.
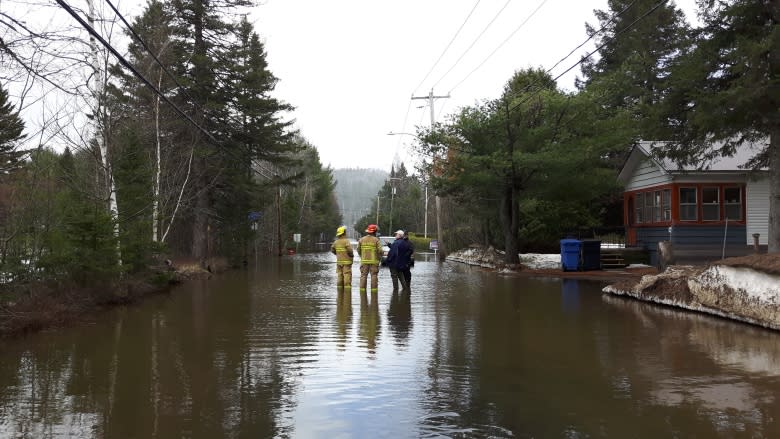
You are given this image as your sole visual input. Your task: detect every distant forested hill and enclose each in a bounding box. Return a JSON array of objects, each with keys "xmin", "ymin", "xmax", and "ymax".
[{"xmin": 333, "ymin": 168, "xmax": 388, "ymax": 234}]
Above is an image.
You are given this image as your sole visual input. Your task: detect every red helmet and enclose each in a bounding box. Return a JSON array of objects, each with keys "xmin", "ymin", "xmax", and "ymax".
[{"xmin": 365, "ymin": 224, "xmax": 378, "ymax": 234}]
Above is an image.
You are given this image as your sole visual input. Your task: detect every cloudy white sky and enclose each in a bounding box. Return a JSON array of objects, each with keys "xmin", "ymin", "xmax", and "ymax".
[
  {"xmin": 4, "ymin": 0, "xmax": 699, "ymax": 173},
  {"xmin": 248, "ymin": 0, "xmax": 700, "ymax": 172}
]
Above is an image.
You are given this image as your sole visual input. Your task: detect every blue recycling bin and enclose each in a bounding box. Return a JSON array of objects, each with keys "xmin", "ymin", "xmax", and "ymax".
[{"xmin": 560, "ymin": 239, "xmax": 582, "ymax": 271}]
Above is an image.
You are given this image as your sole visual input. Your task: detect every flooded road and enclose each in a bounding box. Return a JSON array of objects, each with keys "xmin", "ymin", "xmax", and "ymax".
[{"xmin": 2, "ymin": 253, "xmax": 780, "ymax": 438}]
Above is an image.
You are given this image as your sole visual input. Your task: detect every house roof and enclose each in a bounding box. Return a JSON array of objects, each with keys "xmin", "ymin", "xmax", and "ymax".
[{"xmin": 617, "ymin": 139, "xmax": 768, "ymax": 185}]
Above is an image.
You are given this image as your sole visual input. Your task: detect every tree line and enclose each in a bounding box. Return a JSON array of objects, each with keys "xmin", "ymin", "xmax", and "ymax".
[{"xmin": 0, "ymin": 0, "xmax": 340, "ymax": 285}]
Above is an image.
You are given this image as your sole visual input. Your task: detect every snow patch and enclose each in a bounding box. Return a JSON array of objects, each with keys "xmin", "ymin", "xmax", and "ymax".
[
  {"xmin": 699, "ymin": 266, "xmax": 780, "ymax": 305},
  {"xmin": 518, "ymin": 253, "xmax": 561, "ymax": 270},
  {"xmin": 604, "ymin": 263, "xmax": 780, "ymax": 331}
]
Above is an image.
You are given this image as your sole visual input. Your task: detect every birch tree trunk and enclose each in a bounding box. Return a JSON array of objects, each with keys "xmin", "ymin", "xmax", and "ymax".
[
  {"xmin": 87, "ymin": 0, "xmax": 121, "ymax": 265},
  {"xmin": 153, "ymin": 70, "xmax": 162, "ymax": 242}
]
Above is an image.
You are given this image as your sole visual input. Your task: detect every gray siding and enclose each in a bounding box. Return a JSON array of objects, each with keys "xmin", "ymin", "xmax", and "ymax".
[
  {"xmin": 747, "ymin": 177, "xmax": 770, "ymax": 245},
  {"xmin": 636, "ymin": 225, "xmax": 748, "ymax": 265},
  {"xmin": 625, "ymin": 158, "xmax": 671, "ymax": 191}
]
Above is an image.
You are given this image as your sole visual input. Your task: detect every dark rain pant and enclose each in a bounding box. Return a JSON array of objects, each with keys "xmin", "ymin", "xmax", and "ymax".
[{"xmin": 389, "ymin": 267, "xmax": 409, "ymax": 291}]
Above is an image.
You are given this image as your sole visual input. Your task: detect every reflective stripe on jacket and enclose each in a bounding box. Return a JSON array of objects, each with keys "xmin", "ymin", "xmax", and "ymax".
[
  {"xmin": 358, "ymin": 235, "xmax": 381, "ymax": 265},
  {"xmin": 331, "ymin": 237, "xmax": 354, "ymax": 265}
]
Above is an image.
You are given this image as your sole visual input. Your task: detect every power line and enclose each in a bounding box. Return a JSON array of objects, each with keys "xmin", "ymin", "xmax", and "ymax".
[
  {"xmin": 508, "ymin": 0, "xmax": 666, "ymax": 114},
  {"xmin": 60, "ymin": 0, "xmax": 281, "ymax": 182},
  {"xmin": 446, "ymin": 0, "xmax": 549, "ymax": 93},
  {"xmin": 422, "ymin": 0, "xmax": 669, "ymax": 161},
  {"xmin": 545, "ymin": 0, "xmax": 639, "ymax": 77},
  {"xmin": 394, "ymin": 99, "xmax": 413, "ymax": 151},
  {"xmin": 413, "ymin": 0, "xmax": 482, "ymax": 94},
  {"xmin": 102, "ymin": 0, "xmax": 288, "ymax": 182},
  {"xmin": 492, "ymin": 0, "xmax": 639, "ymax": 111},
  {"xmin": 431, "ymin": 0, "xmax": 513, "ymax": 90},
  {"xmin": 102, "ymin": 0, "xmax": 195, "ymax": 105},
  {"xmin": 55, "ymin": 0, "xmax": 217, "ymax": 143}
]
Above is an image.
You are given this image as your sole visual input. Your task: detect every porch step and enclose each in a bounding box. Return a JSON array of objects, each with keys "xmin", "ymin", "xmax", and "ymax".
[{"xmin": 600, "ymin": 251, "xmax": 626, "ymax": 269}]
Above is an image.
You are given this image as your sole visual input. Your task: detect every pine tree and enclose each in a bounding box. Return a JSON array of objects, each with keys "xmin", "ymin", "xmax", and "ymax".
[
  {"xmin": 579, "ymin": 0, "xmax": 690, "ymax": 139},
  {"xmin": 658, "ymin": 0, "xmax": 780, "ymax": 252},
  {"xmin": 0, "ymin": 83, "xmax": 26, "ymax": 172}
]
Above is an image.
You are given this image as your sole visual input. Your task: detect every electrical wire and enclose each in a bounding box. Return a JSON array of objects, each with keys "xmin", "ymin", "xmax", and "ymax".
[
  {"xmin": 436, "ymin": 99, "xmax": 449, "ymax": 120},
  {"xmin": 394, "ymin": 99, "xmax": 413, "ymax": 150},
  {"xmin": 447, "ymin": 0, "xmax": 549, "ymax": 93},
  {"xmin": 419, "ymin": 0, "xmax": 671, "ymax": 164},
  {"xmin": 493, "ymin": 0, "xmax": 639, "ymax": 111},
  {"xmin": 59, "ymin": 0, "xmax": 284, "ymax": 182},
  {"xmin": 413, "ymin": 0, "xmax": 482, "ymax": 95},
  {"xmin": 102, "ymin": 0, "xmax": 290, "ymax": 181},
  {"xmin": 431, "ymin": 0, "xmax": 513, "ymax": 90},
  {"xmin": 55, "ymin": 0, "xmax": 217, "ymax": 143},
  {"xmin": 508, "ymin": 0, "xmax": 668, "ymax": 114},
  {"xmin": 102, "ymin": 0, "xmax": 195, "ymax": 105},
  {"xmin": 545, "ymin": 0, "xmax": 639, "ymax": 78}
]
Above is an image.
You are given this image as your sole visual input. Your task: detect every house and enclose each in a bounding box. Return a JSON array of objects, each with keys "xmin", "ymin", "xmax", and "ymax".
[{"xmin": 617, "ymin": 140, "xmax": 769, "ymax": 263}]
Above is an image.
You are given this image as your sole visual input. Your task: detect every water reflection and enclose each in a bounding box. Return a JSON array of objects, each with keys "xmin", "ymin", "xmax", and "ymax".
[
  {"xmin": 387, "ymin": 291, "xmax": 412, "ymax": 346},
  {"xmin": 335, "ymin": 290, "xmax": 352, "ymax": 350},
  {"xmin": 358, "ymin": 291, "xmax": 381, "ymax": 355},
  {"xmin": 1, "ymin": 256, "xmax": 780, "ymax": 438},
  {"xmin": 561, "ymin": 278, "xmax": 580, "ymax": 313},
  {"xmin": 601, "ymin": 294, "xmax": 780, "ymax": 435}
]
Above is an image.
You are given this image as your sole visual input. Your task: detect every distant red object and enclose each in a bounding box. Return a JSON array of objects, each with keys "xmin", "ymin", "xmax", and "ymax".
[{"xmin": 287, "ymin": 249, "xmax": 296, "ymax": 255}]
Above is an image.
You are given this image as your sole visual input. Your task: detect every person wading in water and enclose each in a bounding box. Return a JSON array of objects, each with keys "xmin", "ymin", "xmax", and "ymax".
[
  {"xmin": 331, "ymin": 226, "xmax": 354, "ymax": 291},
  {"xmin": 358, "ymin": 224, "xmax": 382, "ymax": 293}
]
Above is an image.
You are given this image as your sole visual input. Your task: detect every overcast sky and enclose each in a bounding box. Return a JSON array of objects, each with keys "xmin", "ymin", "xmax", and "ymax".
[{"xmin": 248, "ymin": 0, "xmax": 700, "ymax": 173}]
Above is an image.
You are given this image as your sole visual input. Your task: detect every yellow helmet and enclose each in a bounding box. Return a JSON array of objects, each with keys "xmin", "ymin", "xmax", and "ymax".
[{"xmin": 336, "ymin": 226, "xmax": 347, "ymax": 236}]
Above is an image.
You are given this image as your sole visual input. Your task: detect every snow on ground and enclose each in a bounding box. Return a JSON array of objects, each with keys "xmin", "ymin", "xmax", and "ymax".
[
  {"xmin": 518, "ymin": 253, "xmax": 561, "ymax": 270},
  {"xmin": 696, "ymin": 265, "xmax": 780, "ymax": 305}
]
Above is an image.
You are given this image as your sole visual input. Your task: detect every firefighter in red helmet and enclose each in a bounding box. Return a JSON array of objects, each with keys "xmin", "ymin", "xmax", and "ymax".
[{"xmin": 358, "ymin": 224, "xmax": 382, "ymax": 293}]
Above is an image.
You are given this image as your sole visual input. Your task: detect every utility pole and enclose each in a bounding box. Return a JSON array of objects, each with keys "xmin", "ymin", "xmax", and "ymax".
[
  {"xmin": 424, "ymin": 184, "xmax": 428, "ymax": 238},
  {"xmin": 275, "ymin": 175, "xmax": 282, "ymax": 257},
  {"xmin": 376, "ymin": 195, "xmax": 381, "ymax": 225},
  {"xmin": 412, "ymin": 89, "xmax": 449, "ymax": 260}
]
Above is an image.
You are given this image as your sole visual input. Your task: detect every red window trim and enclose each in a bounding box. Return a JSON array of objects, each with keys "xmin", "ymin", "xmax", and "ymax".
[{"xmin": 624, "ymin": 183, "xmax": 746, "ymax": 227}]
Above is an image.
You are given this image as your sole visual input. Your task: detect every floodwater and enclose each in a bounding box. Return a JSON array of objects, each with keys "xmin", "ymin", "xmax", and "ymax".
[{"xmin": 1, "ymin": 253, "xmax": 780, "ymax": 438}]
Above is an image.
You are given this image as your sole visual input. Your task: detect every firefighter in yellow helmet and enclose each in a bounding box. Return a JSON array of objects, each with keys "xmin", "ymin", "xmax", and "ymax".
[
  {"xmin": 358, "ymin": 224, "xmax": 382, "ymax": 293},
  {"xmin": 331, "ymin": 226, "xmax": 353, "ymax": 291}
]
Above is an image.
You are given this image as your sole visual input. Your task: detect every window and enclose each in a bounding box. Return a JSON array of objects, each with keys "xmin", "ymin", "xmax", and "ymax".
[
  {"xmin": 633, "ymin": 189, "xmax": 672, "ymax": 224},
  {"xmin": 662, "ymin": 189, "xmax": 671, "ymax": 221},
  {"xmin": 679, "ymin": 187, "xmax": 697, "ymax": 221},
  {"xmin": 644, "ymin": 191, "xmax": 654, "ymax": 223},
  {"xmin": 724, "ymin": 187, "xmax": 742, "ymax": 220},
  {"xmin": 635, "ymin": 193, "xmax": 644, "ymax": 223},
  {"xmin": 702, "ymin": 187, "xmax": 720, "ymax": 221}
]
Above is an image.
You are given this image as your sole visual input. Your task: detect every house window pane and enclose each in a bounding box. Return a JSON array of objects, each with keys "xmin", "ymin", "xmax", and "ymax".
[
  {"xmin": 635, "ymin": 193, "xmax": 643, "ymax": 223},
  {"xmin": 680, "ymin": 188, "xmax": 697, "ymax": 221},
  {"xmin": 663, "ymin": 189, "xmax": 671, "ymax": 221},
  {"xmin": 644, "ymin": 191, "xmax": 654, "ymax": 223},
  {"xmin": 724, "ymin": 187, "xmax": 742, "ymax": 220},
  {"xmin": 702, "ymin": 187, "xmax": 719, "ymax": 221}
]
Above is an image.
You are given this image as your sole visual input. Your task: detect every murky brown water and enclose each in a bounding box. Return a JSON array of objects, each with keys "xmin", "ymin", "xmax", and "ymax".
[{"xmin": 1, "ymin": 253, "xmax": 780, "ymax": 438}]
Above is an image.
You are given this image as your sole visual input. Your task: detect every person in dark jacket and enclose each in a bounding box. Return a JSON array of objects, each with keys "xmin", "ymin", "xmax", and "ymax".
[
  {"xmin": 386, "ymin": 230, "xmax": 413, "ymax": 292},
  {"xmin": 402, "ymin": 233, "xmax": 414, "ymax": 287}
]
